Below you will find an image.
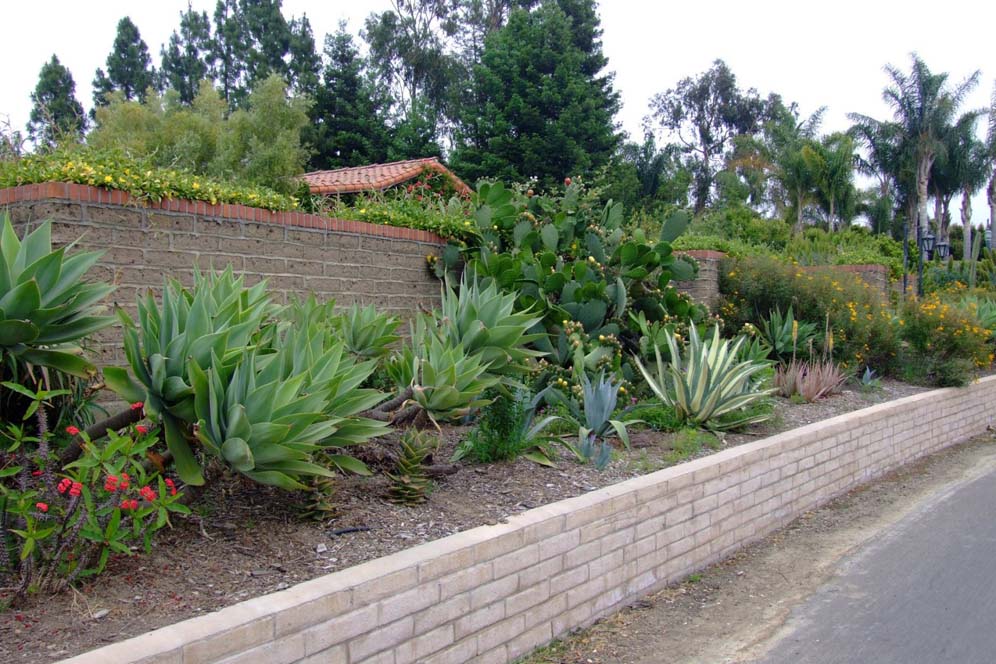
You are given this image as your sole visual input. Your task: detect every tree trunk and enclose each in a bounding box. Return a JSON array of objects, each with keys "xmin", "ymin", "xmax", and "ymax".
[
  {"xmin": 795, "ymin": 192, "xmax": 804, "ymax": 234},
  {"xmin": 933, "ymin": 194, "xmax": 944, "ymax": 238},
  {"xmin": 829, "ymin": 198, "xmax": 836, "ymax": 232},
  {"xmin": 989, "ymin": 174, "xmax": 996, "ymax": 250},
  {"xmin": 917, "ymin": 155, "xmax": 933, "ymax": 247},
  {"xmin": 962, "ymin": 189, "xmax": 973, "ymax": 262}
]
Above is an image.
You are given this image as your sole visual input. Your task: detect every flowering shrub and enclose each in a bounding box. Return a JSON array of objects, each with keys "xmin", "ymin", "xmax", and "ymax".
[
  {"xmin": 0, "ymin": 147, "xmax": 298, "ymax": 211},
  {"xmin": 897, "ymin": 292, "xmax": 992, "ymax": 386},
  {"xmin": 1, "ymin": 395, "xmax": 187, "ymax": 600},
  {"xmin": 719, "ymin": 255, "xmax": 898, "ymax": 373}
]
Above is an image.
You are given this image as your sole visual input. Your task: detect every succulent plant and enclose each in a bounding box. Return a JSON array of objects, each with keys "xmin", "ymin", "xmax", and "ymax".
[
  {"xmin": 636, "ymin": 324, "xmax": 774, "ymax": 431},
  {"xmin": 329, "ymin": 302, "xmax": 401, "ymax": 360},
  {"xmin": 0, "ymin": 215, "xmax": 114, "ymax": 378},
  {"xmin": 435, "ymin": 276, "xmax": 545, "ymax": 377},
  {"xmin": 105, "ymin": 268, "xmax": 274, "ymax": 485},
  {"xmin": 386, "ymin": 429, "xmax": 436, "ymax": 505},
  {"xmin": 407, "ymin": 324, "xmax": 499, "ymax": 426}
]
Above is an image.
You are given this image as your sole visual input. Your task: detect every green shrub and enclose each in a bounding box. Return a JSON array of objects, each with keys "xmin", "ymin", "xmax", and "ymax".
[
  {"xmin": 720, "ymin": 255, "xmax": 899, "ymax": 373},
  {"xmin": 453, "ymin": 388, "xmax": 560, "ymax": 465},
  {"xmin": 0, "ymin": 147, "xmax": 298, "ymax": 211},
  {"xmin": 897, "ymin": 291, "xmax": 992, "ymax": 386},
  {"xmin": 785, "ymin": 227, "xmax": 905, "ymax": 281}
]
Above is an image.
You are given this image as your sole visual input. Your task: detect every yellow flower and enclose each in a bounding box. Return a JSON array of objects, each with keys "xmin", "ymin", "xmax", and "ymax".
[
  {"xmin": 104, "ymin": 175, "xmax": 113, "ymax": 183},
  {"xmin": 192, "ymin": 182, "xmax": 200, "ymax": 190}
]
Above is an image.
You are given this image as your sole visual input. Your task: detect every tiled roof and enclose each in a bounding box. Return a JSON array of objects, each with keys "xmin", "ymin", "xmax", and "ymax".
[{"xmin": 301, "ymin": 157, "xmax": 471, "ymax": 196}]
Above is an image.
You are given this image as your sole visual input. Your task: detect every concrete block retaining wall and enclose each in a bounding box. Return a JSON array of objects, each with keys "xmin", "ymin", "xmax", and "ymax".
[
  {"xmin": 1, "ymin": 183, "xmax": 448, "ymax": 368},
  {"xmin": 59, "ymin": 376, "xmax": 996, "ymax": 664}
]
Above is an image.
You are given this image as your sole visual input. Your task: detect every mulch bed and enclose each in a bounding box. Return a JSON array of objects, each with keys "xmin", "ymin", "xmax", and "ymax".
[{"xmin": 0, "ymin": 379, "xmax": 927, "ymax": 661}]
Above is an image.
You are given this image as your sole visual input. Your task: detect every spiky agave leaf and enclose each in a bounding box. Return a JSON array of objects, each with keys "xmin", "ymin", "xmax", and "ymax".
[{"xmin": 636, "ymin": 323, "xmax": 774, "ymax": 431}]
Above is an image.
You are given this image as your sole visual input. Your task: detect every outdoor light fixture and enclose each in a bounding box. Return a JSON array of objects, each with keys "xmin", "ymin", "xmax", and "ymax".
[
  {"xmin": 935, "ymin": 241, "xmax": 950, "ymax": 259},
  {"xmin": 915, "ymin": 228, "xmax": 937, "ymax": 297}
]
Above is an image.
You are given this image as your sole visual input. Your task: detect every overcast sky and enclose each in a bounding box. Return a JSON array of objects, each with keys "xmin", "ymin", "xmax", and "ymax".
[{"xmin": 1, "ymin": 0, "xmax": 992, "ymax": 220}]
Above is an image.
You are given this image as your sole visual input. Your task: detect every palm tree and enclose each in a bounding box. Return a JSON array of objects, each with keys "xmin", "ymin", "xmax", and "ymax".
[
  {"xmin": 930, "ymin": 111, "xmax": 987, "ymax": 256},
  {"xmin": 987, "ymin": 82, "xmax": 996, "ymax": 249},
  {"xmin": 858, "ymin": 54, "xmax": 980, "ymax": 245},
  {"xmin": 810, "ymin": 132, "xmax": 856, "ymax": 230}
]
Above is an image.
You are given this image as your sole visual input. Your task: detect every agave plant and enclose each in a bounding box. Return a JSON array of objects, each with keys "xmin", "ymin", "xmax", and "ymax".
[
  {"xmin": 329, "ymin": 302, "xmax": 401, "ymax": 360},
  {"xmin": 759, "ymin": 306, "xmax": 818, "ymax": 363},
  {"xmin": 434, "ymin": 276, "xmax": 545, "ymax": 377},
  {"xmin": 105, "ymin": 268, "xmax": 274, "ymax": 485},
  {"xmin": 406, "ymin": 328, "xmax": 499, "ymax": 427},
  {"xmin": 636, "ymin": 324, "xmax": 774, "ymax": 431},
  {"xmin": 0, "ymin": 216, "xmax": 113, "ymax": 378},
  {"xmin": 775, "ymin": 359, "xmax": 849, "ymax": 402},
  {"xmin": 557, "ymin": 371, "xmax": 640, "ymax": 470}
]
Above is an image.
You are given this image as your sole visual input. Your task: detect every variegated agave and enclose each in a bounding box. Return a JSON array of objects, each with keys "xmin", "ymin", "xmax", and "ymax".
[{"xmin": 635, "ymin": 324, "xmax": 773, "ymax": 431}]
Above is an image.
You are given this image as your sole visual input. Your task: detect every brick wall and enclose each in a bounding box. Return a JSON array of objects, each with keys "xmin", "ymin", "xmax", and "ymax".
[
  {"xmin": 2, "ymin": 183, "xmax": 446, "ymax": 367},
  {"xmin": 58, "ymin": 376, "xmax": 996, "ymax": 664},
  {"xmin": 674, "ymin": 250, "xmax": 724, "ymax": 310}
]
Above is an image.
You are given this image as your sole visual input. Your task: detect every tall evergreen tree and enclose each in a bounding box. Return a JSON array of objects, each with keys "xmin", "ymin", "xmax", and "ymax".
[
  {"xmin": 306, "ymin": 25, "xmax": 390, "ymax": 170},
  {"xmin": 160, "ymin": 3, "xmax": 215, "ymax": 105},
  {"xmin": 27, "ymin": 55, "xmax": 86, "ymax": 148},
  {"xmin": 288, "ymin": 14, "xmax": 321, "ymax": 99},
  {"xmin": 210, "ymin": 0, "xmax": 249, "ymax": 109},
  {"xmin": 92, "ymin": 17, "xmax": 156, "ymax": 108},
  {"xmin": 451, "ymin": 1, "xmax": 620, "ymax": 188},
  {"xmin": 241, "ymin": 0, "xmax": 292, "ymax": 91}
]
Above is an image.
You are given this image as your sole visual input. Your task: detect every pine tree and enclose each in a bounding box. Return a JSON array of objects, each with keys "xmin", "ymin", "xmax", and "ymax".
[
  {"xmin": 160, "ymin": 3, "xmax": 215, "ymax": 105},
  {"xmin": 210, "ymin": 0, "xmax": 249, "ymax": 109},
  {"xmin": 27, "ymin": 55, "xmax": 86, "ymax": 148},
  {"xmin": 92, "ymin": 17, "xmax": 156, "ymax": 108},
  {"xmin": 306, "ymin": 25, "xmax": 390, "ymax": 170},
  {"xmin": 287, "ymin": 14, "xmax": 321, "ymax": 99},
  {"xmin": 451, "ymin": 1, "xmax": 620, "ymax": 188},
  {"xmin": 241, "ymin": 0, "xmax": 292, "ymax": 93}
]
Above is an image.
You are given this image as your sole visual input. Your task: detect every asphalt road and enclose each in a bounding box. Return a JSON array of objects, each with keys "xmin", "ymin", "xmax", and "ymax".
[{"xmin": 757, "ymin": 464, "xmax": 996, "ymax": 664}]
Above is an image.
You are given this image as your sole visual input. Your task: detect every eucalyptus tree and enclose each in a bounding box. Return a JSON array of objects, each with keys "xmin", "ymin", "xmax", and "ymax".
[{"xmin": 646, "ymin": 60, "xmax": 771, "ymax": 213}]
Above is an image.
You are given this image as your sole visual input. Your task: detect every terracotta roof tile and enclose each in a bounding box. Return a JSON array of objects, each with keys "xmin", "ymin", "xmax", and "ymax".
[{"xmin": 301, "ymin": 157, "xmax": 471, "ymax": 196}]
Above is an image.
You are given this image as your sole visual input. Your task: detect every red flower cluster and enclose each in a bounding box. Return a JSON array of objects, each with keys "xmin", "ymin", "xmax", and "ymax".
[
  {"xmin": 65, "ymin": 425, "xmax": 80, "ymax": 436},
  {"xmin": 104, "ymin": 475, "xmax": 120, "ymax": 492},
  {"xmin": 31, "ymin": 469, "xmax": 43, "ymax": 477},
  {"xmin": 139, "ymin": 485, "xmax": 157, "ymax": 502},
  {"xmin": 120, "ymin": 472, "xmax": 130, "ymax": 490},
  {"xmin": 57, "ymin": 478, "xmax": 72, "ymax": 494},
  {"xmin": 130, "ymin": 401, "xmax": 144, "ymax": 411},
  {"xmin": 120, "ymin": 499, "xmax": 139, "ymax": 511},
  {"xmin": 135, "ymin": 425, "xmax": 149, "ymax": 435},
  {"xmin": 165, "ymin": 478, "xmax": 177, "ymax": 496},
  {"xmin": 35, "ymin": 502, "xmax": 48, "ymax": 513}
]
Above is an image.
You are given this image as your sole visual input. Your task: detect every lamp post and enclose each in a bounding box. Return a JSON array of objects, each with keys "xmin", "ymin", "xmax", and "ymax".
[{"xmin": 917, "ymin": 229, "xmax": 936, "ymax": 297}]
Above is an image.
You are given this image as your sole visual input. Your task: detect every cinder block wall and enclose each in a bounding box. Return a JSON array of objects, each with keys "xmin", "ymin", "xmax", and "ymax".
[
  {"xmin": 2, "ymin": 183, "xmax": 447, "ymax": 367},
  {"xmin": 58, "ymin": 376, "xmax": 996, "ymax": 664},
  {"xmin": 675, "ymin": 249, "xmax": 724, "ymax": 310}
]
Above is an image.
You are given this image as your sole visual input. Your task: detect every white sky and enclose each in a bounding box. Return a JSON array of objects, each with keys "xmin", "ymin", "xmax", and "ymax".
[{"xmin": 0, "ymin": 0, "xmax": 992, "ymax": 220}]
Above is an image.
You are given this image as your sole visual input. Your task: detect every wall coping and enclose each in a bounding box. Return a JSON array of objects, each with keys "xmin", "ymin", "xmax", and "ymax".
[
  {"xmin": 0, "ymin": 182, "xmax": 448, "ymax": 245},
  {"xmin": 676, "ymin": 249, "xmax": 726, "ymax": 260},
  {"xmin": 56, "ymin": 375, "xmax": 996, "ymax": 664}
]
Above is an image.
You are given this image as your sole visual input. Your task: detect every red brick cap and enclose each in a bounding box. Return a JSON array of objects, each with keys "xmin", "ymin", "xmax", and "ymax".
[{"xmin": 301, "ymin": 157, "xmax": 472, "ymax": 197}]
